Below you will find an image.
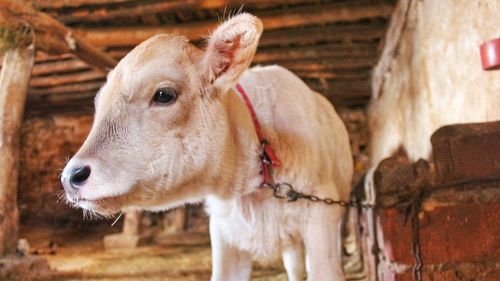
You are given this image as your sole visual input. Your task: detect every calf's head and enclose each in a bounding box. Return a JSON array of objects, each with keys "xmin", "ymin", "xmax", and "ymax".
[{"xmin": 61, "ymin": 14, "xmax": 263, "ymax": 215}]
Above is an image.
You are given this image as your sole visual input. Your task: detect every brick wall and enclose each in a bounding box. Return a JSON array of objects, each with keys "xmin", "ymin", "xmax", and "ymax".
[
  {"xmin": 18, "ymin": 115, "xmax": 94, "ymax": 224},
  {"xmin": 370, "ymin": 121, "xmax": 500, "ymax": 281}
]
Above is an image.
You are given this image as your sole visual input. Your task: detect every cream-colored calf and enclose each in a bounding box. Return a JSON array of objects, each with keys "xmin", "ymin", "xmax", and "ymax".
[{"xmin": 61, "ymin": 14, "xmax": 353, "ymax": 281}]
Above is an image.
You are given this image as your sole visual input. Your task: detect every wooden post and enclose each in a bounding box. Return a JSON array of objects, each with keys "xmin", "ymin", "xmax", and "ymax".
[
  {"xmin": 161, "ymin": 208, "xmax": 187, "ymax": 234},
  {"xmin": 0, "ymin": 45, "xmax": 35, "ymax": 255},
  {"xmin": 122, "ymin": 209, "xmax": 140, "ymax": 236},
  {"xmin": 103, "ymin": 209, "xmax": 151, "ymax": 250}
]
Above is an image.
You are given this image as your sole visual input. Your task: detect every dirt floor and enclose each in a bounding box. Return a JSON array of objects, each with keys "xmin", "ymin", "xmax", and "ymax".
[{"xmin": 19, "ymin": 224, "xmax": 287, "ymax": 281}]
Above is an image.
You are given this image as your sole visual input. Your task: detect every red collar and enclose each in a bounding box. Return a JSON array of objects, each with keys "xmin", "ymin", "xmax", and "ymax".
[{"xmin": 235, "ymin": 83, "xmax": 281, "ymax": 186}]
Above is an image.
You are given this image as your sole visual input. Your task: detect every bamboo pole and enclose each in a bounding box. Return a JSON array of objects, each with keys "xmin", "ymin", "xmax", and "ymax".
[{"xmin": 0, "ymin": 45, "xmax": 35, "ymax": 255}]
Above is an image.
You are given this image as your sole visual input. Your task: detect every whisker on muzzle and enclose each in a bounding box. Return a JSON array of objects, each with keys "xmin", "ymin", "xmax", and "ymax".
[{"xmin": 111, "ymin": 212, "xmax": 124, "ymax": 226}]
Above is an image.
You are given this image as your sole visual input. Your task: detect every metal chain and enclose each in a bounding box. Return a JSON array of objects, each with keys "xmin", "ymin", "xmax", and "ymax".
[
  {"xmin": 258, "ymin": 139, "xmax": 375, "ymax": 209},
  {"xmin": 411, "ymin": 201, "xmax": 423, "ymax": 281},
  {"xmin": 260, "ymin": 182, "xmax": 376, "ymax": 209}
]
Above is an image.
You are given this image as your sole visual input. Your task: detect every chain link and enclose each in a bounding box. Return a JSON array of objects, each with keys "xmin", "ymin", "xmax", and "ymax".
[{"xmin": 261, "ymin": 182, "xmax": 375, "ymax": 209}]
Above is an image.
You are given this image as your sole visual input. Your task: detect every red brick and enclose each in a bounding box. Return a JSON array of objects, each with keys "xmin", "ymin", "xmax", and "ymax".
[
  {"xmin": 392, "ymin": 270, "xmax": 459, "ymax": 281},
  {"xmin": 431, "ymin": 121, "xmax": 500, "ymax": 182},
  {"xmin": 378, "ymin": 203, "xmax": 500, "ymax": 265},
  {"xmin": 484, "ymin": 267, "xmax": 500, "ymax": 281},
  {"xmin": 386, "ymin": 266, "xmax": 500, "ymax": 281}
]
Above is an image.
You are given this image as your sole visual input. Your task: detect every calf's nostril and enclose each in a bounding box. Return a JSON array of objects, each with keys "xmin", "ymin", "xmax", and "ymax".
[{"xmin": 69, "ymin": 166, "xmax": 91, "ymax": 188}]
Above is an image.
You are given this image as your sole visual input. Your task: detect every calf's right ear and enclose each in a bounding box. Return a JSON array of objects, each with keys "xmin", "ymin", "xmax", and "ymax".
[{"xmin": 200, "ymin": 13, "xmax": 263, "ymax": 94}]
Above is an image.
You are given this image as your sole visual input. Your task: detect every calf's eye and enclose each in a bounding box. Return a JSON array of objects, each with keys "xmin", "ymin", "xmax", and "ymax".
[{"xmin": 153, "ymin": 87, "xmax": 177, "ymax": 105}]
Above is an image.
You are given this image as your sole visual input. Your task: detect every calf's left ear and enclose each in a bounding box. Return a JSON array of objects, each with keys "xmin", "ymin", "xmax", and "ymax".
[{"xmin": 201, "ymin": 13, "xmax": 263, "ymax": 93}]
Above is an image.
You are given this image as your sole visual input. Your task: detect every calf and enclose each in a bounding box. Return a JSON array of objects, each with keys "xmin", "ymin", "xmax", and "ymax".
[{"xmin": 61, "ymin": 14, "xmax": 353, "ymax": 281}]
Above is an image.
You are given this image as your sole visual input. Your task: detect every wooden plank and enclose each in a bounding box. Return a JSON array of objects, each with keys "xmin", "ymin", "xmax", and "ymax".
[
  {"xmin": 294, "ymin": 69, "xmax": 371, "ymax": 80},
  {"xmin": 25, "ymin": 90, "xmax": 97, "ymax": 118},
  {"xmin": 32, "ymin": 59, "xmax": 89, "ymax": 76},
  {"xmin": 34, "ymin": 0, "xmax": 134, "ymax": 9},
  {"xmin": 81, "ymin": 2, "xmax": 393, "ymax": 47},
  {"xmin": 308, "ymin": 79, "xmax": 371, "ymax": 98},
  {"xmin": 30, "ymin": 70, "xmax": 104, "ymax": 87},
  {"xmin": 0, "ymin": 46, "xmax": 35, "ymax": 255},
  {"xmin": 260, "ymin": 2, "xmax": 392, "ymax": 30},
  {"xmin": 253, "ymin": 43, "xmax": 378, "ymax": 63},
  {"xmin": 36, "ymin": 0, "xmax": 304, "ymax": 10},
  {"xmin": 29, "ymin": 81, "xmax": 104, "ymax": 95},
  {"xmin": 34, "ymin": 52, "xmax": 73, "ymax": 63},
  {"xmin": 259, "ymin": 22, "xmax": 387, "ymax": 47},
  {"xmin": 312, "ymin": 79, "xmax": 372, "ymax": 107},
  {"xmin": 54, "ymin": 0, "xmax": 310, "ymax": 24},
  {"xmin": 279, "ymin": 57, "xmax": 378, "ymax": 72}
]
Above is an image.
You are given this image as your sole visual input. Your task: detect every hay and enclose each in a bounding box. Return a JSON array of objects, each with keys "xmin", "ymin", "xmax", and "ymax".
[{"xmin": 0, "ymin": 24, "xmax": 32, "ymax": 51}]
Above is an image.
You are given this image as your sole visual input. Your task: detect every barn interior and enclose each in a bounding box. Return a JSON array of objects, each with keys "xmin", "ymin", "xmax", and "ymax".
[{"xmin": 0, "ymin": 0, "xmax": 499, "ymax": 281}]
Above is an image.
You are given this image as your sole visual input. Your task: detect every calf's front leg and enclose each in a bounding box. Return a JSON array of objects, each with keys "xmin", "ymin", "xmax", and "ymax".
[
  {"xmin": 303, "ymin": 204, "xmax": 346, "ymax": 281},
  {"xmin": 282, "ymin": 241, "xmax": 306, "ymax": 281},
  {"xmin": 210, "ymin": 218, "xmax": 252, "ymax": 281}
]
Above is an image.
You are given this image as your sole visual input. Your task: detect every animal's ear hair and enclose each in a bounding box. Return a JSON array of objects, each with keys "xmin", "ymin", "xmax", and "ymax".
[{"xmin": 201, "ymin": 13, "xmax": 263, "ymax": 93}]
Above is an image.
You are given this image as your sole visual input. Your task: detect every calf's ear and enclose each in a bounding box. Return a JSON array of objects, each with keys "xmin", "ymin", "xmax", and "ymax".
[{"xmin": 201, "ymin": 13, "xmax": 263, "ymax": 93}]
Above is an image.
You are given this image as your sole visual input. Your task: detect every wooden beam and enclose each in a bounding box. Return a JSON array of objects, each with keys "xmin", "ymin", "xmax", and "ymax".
[
  {"xmin": 294, "ymin": 69, "xmax": 371, "ymax": 80},
  {"xmin": 260, "ymin": 2, "xmax": 392, "ymax": 30},
  {"xmin": 253, "ymin": 43, "xmax": 378, "ymax": 63},
  {"xmin": 279, "ymin": 57, "xmax": 378, "ymax": 72},
  {"xmin": 34, "ymin": 52, "xmax": 72, "ymax": 62},
  {"xmin": 0, "ymin": 45, "xmax": 35, "ymax": 255},
  {"xmin": 30, "ymin": 69, "xmax": 104, "ymax": 87},
  {"xmin": 310, "ymin": 79, "xmax": 372, "ymax": 107},
  {"xmin": 80, "ymin": 2, "xmax": 393, "ymax": 47},
  {"xmin": 0, "ymin": 0, "xmax": 116, "ymax": 71},
  {"xmin": 308, "ymin": 79, "xmax": 371, "ymax": 98},
  {"xmin": 29, "ymin": 81, "xmax": 104, "ymax": 95},
  {"xmin": 372, "ymin": 0, "xmax": 411, "ymax": 99},
  {"xmin": 34, "ymin": 0, "xmax": 134, "ymax": 9},
  {"xmin": 259, "ymin": 22, "xmax": 387, "ymax": 47},
  {"xmin": 53, "ymin": 0, "xmax": 309, "ymax": 24},
  {"xmin": 32, "ymin": 58, "xmax": 89, "ymax": 76},
  {"xmin": 25, "ymin": 90, "xmax": 97, "ymax": 118},
  {"xmin": 35, "ymin": 0, "xmax": 297, "ymax": 10}
]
